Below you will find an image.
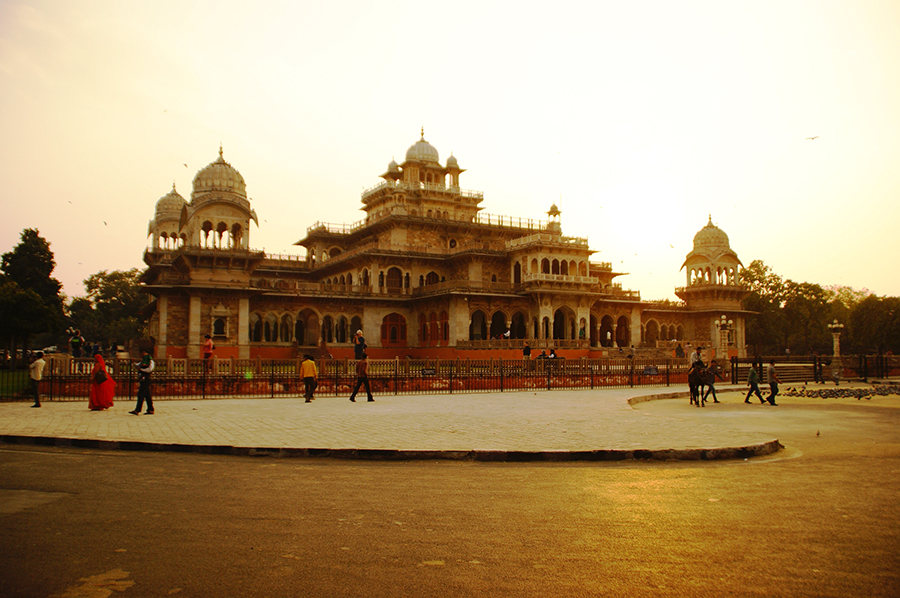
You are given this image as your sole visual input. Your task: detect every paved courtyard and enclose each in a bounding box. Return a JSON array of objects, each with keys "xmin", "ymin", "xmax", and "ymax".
[{"xmin": 0, "ymin": 383, "xmax": 859, "ymax": 460}]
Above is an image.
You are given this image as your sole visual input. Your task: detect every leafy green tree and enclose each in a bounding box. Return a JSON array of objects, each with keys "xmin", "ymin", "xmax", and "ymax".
[
  {"xmin": 1, "ymin": 229, "xmax": 64, "ymax": 319},
  {"xmin": 740, "ymin": 260, "xmax": 787, "ymax": 354},
  {"xmin": 68, "ymin": 269, "xmax": 148, "ymax": 348},
  {"xmin": 0, "ymin": 281, "xmax": 56, "ymax": 367},
  {"xmin": 0, "ymin": 229, "xmax": 64, "ymax": 359},
  {"xmin": 782, "ymin": 281, "xmax": 832, "ymax": 354},
  {"xmin": 850, "ymin": 295, "xmax": 900, "ymax": 354}
]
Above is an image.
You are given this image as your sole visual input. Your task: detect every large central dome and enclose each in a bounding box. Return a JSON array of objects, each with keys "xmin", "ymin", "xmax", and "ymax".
[
  {"xmin": 192, "ymin": 146, "xmax": 247, "ymax": 198},
  {"xmin": 405, "ymin": 129, "xmax": 439, "ymax": 163}
]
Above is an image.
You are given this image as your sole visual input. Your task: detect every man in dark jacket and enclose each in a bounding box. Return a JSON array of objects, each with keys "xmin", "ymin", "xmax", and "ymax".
[{"xmin": 349, "ymin": 353, "xmax": 373, "ymax": 402}]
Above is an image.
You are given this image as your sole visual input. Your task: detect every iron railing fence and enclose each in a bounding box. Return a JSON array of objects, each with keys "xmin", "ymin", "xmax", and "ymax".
[
  {"xmin": 3, "ymin": 356, "xmax": 694, "ymax": 402},
  {"xmin": 730, "ymin": 355, "xmax": 900, "ymax": 384},
  {"xmin": 4, "ymin": 354, "xmax": 897, "ymax": 402}
]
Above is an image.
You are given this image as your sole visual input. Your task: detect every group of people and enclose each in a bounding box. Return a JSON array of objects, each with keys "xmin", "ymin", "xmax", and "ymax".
[
  {"xmin": 522, "ymin": 342, "xmax": 560, "ymax": 360},
  {"xmin": 298, "ymin": 329, "xmax": 374, "ymax": 403},
  {"xmin": 27, "ymin": 346, "xmax": 154, "ymax": 413},
  {"xmin": 688, "ymin": 345, "xmax": 780, "ymax": 406}
]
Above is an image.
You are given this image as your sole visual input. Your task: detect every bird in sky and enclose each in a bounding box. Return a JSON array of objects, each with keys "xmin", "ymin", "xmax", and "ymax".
[
  {"xmin": 103, "ymin": 221, "xmax": 107, "ymax": 226},
  {"xmin": 184, "ymin": 164, "xmax": 188, "ymax": 168},
  {"xmin": 806, "ymin": 136, "xmax": 819, "ymax": 140}
]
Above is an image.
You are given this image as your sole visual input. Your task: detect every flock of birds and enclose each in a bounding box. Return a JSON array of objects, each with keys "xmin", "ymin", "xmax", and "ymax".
[{"xmin": 780, "ymin": 383, "xmax": 900, "ymax": 400}]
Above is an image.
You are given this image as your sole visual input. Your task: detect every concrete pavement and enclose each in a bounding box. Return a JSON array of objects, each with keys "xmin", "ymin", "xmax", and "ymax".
[{"xmin": 0, "ymin": 384, "xmax": 799, "ymax": 460}]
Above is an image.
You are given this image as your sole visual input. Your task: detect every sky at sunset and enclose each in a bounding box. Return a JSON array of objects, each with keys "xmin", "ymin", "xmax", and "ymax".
[{"xmin": 2, "ymin": 0, "xmax": 899, "ymax": 303}]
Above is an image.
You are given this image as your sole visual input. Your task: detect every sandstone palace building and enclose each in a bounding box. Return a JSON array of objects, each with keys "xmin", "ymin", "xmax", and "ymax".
[{"xmin": 141, "ymin": 132, "xmax": 751, "ymax": 361}]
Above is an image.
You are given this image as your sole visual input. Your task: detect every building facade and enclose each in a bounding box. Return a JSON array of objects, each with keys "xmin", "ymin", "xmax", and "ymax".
[{"xmin": 141, "ymin": 133, "xmax": 751, "ymax": 361}]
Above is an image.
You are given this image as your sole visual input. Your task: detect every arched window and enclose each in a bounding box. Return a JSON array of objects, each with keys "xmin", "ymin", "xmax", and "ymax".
[
  {"xmin": 513, "ymin": 262, "xmax": 522, "ymax": 284},
  {"xmin": 469, "ymin": 310, "xmax": 487, "ymax": 341},
  {"xmin": 440, "ymin": 311, "xmax": 449, "ymax": 345},
  {"xmin": 213, "ymin": 318, "xmax": 226, "ymax": 336},
  {"xmin": 381, "ymin": 313, "xmax": 407, "ymax": 347},
  {"xmin": 490, "ymin": 311, "xmax": 507, "ymax": 339},
  {"xmin": 552, "ymin": 259, "xmax": 560, "ymax": 275},
  {"xmin": 419, "ymin": 313, "xmax": 427, "ymax": 343},
  {"xmin": 336, "ymin": 316, "xmax": 348, "ymax": 343},
  {"xmin": 425, "ymin": 271, "xmax": 440, "ymax": 285},
  {"xmin": 386, "ymin": 267, "xmax": 403, "ymax": 292},
  {"xmin": 249, "ymin": 314, "xmax": 262, "ymax": 342},
  {"xmin": 541, "ymin": 258, "xmax": 550, "ymax": 274},
  {"xmin": 264, "ymin": 314, "xmax": 278, "ymax": 342},
  {"xmin": 645, "ymin": 320, "xmax": 659, "ymax": 345},
  {"xmin": 280, "ymin": 315, "xmax": 293, "ymax": 343},
  {"xmin": 322, "ymin": 316, "xmax": 334, "ymax": 343},
  {"xmin": 560, "ymin": 260, "xmax": 568, "ymax": 275}
]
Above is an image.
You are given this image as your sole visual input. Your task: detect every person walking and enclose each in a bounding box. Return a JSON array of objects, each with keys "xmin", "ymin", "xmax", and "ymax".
[
  {"xmin": 765, "ymin": 359, "xmax": 780, "ymax": 406},
  {"xmin": 349, "ymin": 353, "xmax": 374, "ymax": 402},
  {"xmin": 353, "ymin": 330, "xmax": 366, "ymax": 360},
  {"xmin": 702, "ymin": 359, "xmax": 724, "ymax": 403},
  {"xmin": 29, "ymin": 351, "xmax": 46, "ymax": 408},
  {"xmin": 300, "ymin": 354, "xmax": 318, "ymax": 402},
  {"xmin": 88, "ymin": 354, "xmax": 115, "ymax": 411},
  {"xmin": 745, "ymin": 363, "xmax": 765, "ymax": 404},
  {"xmin": 129, "ymin": 349, "xmax": 155, "ymax": 415}
]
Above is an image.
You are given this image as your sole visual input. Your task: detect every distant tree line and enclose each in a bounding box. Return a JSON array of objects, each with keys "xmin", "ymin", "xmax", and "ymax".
[
  {"xmin": 0, "ymin": 229, "xmax": 149, "ymax": 366},
  {"xmin": 741, "ymin": 260, "xmax": 900, "ymax": 356}
]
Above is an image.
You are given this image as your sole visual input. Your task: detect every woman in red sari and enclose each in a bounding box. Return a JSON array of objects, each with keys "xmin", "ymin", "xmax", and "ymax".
[{"xmin": 89, "ymin": 354, "xmax": 115, "ymax": 410}]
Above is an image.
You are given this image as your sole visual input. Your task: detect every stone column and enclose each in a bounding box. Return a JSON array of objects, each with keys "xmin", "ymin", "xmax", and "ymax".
[
  {"xmin": 188, "ymin": 296, "xmax": 202, "ymax": 359},
  {"xmin": 238, "ymin": 297, "xmax": 250, "ymax": 359},
  {"xmin": 156, "ymin": 295, "xmax": 168, "ymax": 359}
]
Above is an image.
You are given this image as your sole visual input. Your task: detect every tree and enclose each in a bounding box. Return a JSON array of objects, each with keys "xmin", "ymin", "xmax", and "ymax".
[
  {"xmin": 851, "ymin": 296, "xmax": 900, "ymax": 354},
  {"xmin": 0, "ymin": 229, "xmax": 64, "ymax": 359},
  {"xmin": 741, "ymin": 260, "xmax": 787, "ymax": 354},
  {"xmin": 68, "ymin": 269, "xmax": 148, "ymax": 348},
  {"xmin": 782, "ymin": 281, "xmax": 832, "ymax": 354},
  {"xmin": 1, "ymin": 229, "xmax": 64, "ymax": 318}
]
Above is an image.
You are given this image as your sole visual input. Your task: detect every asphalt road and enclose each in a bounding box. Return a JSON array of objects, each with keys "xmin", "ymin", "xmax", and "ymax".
[{"xmin": 1, "ymin": 391, "xmax": 898, "ymax": 597}]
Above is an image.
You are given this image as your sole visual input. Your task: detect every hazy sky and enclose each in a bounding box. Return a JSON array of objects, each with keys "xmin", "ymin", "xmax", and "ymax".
[{"xmin": 2, "ymin": 0, "xmax": 898, "ymax": 302}]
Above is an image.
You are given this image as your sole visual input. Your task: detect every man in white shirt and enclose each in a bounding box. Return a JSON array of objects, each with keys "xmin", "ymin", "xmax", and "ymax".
[{"xmin": 29, "ymin": 351, "xmax": 46, "ymax": 408}]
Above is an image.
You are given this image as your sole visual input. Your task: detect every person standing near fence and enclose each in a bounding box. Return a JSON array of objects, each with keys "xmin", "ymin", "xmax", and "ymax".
[
  {"xmin": 129, "ymin": 349, "xmax": 155, "ymax": 415},
  {"xmin": 349, "ymin": 353, "xmax": 374, "ymax": 402},
  {"xmin": 70, "ymin": 330, "xmax": 84, "ymax": 358},
  {"xmin": 765, "ymin": 359, "xmax": 780, "ymax": 406},
  {"xmin": 29, "ymin": 351, "xmax": 46, "ymax": 408},
  {"xmin": 301, "ymin": 354, "xmax": 318, "ymax": 402},
  {"xmin": 745, "ymin": 363, "xmax": 765, "ymax": 404}
]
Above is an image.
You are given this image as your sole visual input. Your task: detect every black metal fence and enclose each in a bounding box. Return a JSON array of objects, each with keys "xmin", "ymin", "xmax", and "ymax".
[
  {"xmin": 3, "ymin": 356, "xmax": 693, "ymax": 402},
  {"xmin": 4, "ymin": 354, "xmax": 897, "ymax": 402},
  {"xmin": 730, "ymin": 355, "xmax": 900, "ymax": 384}
]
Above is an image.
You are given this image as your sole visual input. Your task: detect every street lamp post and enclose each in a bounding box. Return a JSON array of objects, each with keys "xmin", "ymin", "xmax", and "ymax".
[
  {"xmin": 715, "ymin": 315, "xmax": 733, "ymax": 360},
  {"xmin": 827, "ymin": 319, "xmax": 844, "ymax": 385}
]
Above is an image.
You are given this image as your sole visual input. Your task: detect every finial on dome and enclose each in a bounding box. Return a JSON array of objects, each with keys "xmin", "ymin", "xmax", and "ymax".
[
  {"xmin": 219, "ymin": 144, "xmax": 224, "ymax": 159},
  {"xmin": 420, "ymin": 126, "xmax": 425, "ymax": 140},
  {"xmin": 708, "ymin": 214, "xmax": 713, "ymax": 225},
  {"xmin": 172, "ymin": 181, "xmax": 176, "ymax": 191}
]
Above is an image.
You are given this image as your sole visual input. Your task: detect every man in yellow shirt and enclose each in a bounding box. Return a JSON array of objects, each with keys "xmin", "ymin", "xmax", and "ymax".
[{"xmin": 300, "ymin": 354, "xmax": 318, "ymax": 402}]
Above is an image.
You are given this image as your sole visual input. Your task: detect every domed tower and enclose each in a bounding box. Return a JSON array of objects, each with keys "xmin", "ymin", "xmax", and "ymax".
[
  {"xmin": 546, "ymin": 203, "xmax": 562, "ymax": 234},
  {"xmin": 360, "ymin": 129, "xmax": 482, "ymax": 223},
  {"xmin": 148, "ymin": 184, "xmax": 187, "ymax": 251},
  {"xmin": 180, "ymin": 146, "xmax": 258, "ymax": 249},
  {"xmin": 676, "ymin": 217, "xmax": 751, "ymax": 357}
]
